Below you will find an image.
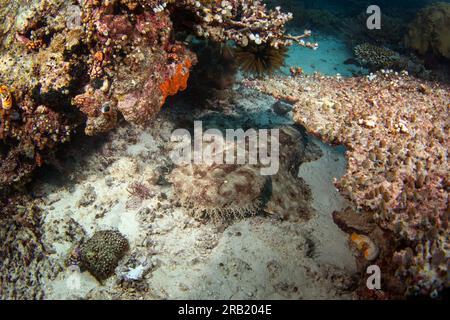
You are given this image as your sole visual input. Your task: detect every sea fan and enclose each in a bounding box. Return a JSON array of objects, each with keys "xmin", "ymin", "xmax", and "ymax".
[{"xmin": 234, "ymin": 44, "xmax": 288, "ymax": 76}]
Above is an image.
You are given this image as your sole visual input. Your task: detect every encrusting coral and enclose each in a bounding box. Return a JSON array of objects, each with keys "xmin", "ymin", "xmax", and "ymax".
[{"xmin": 246, "ymin": 71, "xmax": 449, "ymax": 297}]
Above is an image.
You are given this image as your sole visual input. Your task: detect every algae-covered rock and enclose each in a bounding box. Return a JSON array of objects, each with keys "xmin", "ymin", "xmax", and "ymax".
[{"xmin": 79, "ymin": 230, "xmax": 129, "ymax": 281}]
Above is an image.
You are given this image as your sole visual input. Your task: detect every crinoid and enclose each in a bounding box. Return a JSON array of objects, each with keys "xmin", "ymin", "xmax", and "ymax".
[
  {"xmin": 126, "ymin": 181, "xmax": 153, "ymax": 210},
  {"xmin": 234, "ymin": 44, "xmax": 288, "ymax": 77},
  {"xmin": 127, "ymin": 181, "xmax": 153, "ymax": 200}
]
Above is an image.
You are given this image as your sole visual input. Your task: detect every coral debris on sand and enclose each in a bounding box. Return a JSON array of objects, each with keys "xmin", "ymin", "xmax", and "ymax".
[
  {"xmin": 246, "ymin": 71, "xmax": 449, "ymax": 297},
  {"xmin": 0, "ymin": 196, "xmax": 59, "ymax": 299}
]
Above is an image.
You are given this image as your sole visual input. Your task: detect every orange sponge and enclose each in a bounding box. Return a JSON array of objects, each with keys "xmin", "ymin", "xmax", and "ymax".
[{"xmin": 160, "ymin": 58, "xmax": 192, "ymax": 106}]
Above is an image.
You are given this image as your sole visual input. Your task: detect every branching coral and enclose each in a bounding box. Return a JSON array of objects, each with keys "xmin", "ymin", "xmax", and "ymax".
[
  {"xmin": 247, "ymin": 72, "xmax": 449, "ymax": 297},
  {"xmin": 169, "ymin": 0, "xmax": 317, "ymax": 49}
]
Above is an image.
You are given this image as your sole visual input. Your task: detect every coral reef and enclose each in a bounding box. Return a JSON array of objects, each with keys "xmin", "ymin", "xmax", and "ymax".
[
  {"xmin": 341, "ymin": 12, "xmax": 406, "ymax": 48},
  {"xmin": 0, "ymin": 1, "xmax": 84, "ymax": 194},
  {"xmin": 246, "ymin": 71, "xmax": 449, "ymax": 297},
  {"xmin": 405, "ymin": 2, "xmax": 450, "ymax": 59},
  {"xmin": 352, "ymin": 43, "xmax": 430, "ymax": 78},
  {"xmin": 352, "ymin": 43, "xmax": 438, "ymax": 81},
  {"xmin": 353, "ymin": 43, "xmax": 403, "ymax": 70},
  {"xmin": 75, "ymin": 0, "xmax": 198, "ymax": 128},
  {"xmin": 0, "ymin": 196, "xmax": 58, "ymax": 299},
  {"xmin": 0, "ymin": 0, "xmax": 311, "ymax": 199},
  {"xmin": 76, "ymin": 230, "xmax": 129, "ymax": 281},
  {"xmin": 170, "ymin": 0, "xmax": 317, "ymax": 49}
]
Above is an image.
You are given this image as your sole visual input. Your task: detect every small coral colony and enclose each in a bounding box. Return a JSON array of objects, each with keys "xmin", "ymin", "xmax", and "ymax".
[{"xmin": 0, "ymin": 0, "xmax": 448, "ymax": 300}]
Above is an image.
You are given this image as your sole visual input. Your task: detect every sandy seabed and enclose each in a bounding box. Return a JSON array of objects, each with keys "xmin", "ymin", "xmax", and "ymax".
[{"xmin": 17, "ymin": 86, "xmax": 358, "ymax": 300}]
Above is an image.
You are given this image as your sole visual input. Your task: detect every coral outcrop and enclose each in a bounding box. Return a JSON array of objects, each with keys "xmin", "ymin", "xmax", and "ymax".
[
  {"xmin": 353, "ymin": 43, "xmax": 402, "ymax": 71},
  {"xmin": 0, "ymin": 0, "xmax": 309, "ymax": 198},
  {"xmin": 77, "ymin": 230, "xmax": 129, "ymax": 281},
  {"xmin": 247, "ymin": 71, "xmax": 449, "ymax": 297},
  {"xmin": 405, "ymin": 2, "xmax": 450, "ymax": 59}
]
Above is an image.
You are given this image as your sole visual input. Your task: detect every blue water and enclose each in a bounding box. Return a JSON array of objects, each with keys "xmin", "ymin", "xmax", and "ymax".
[
  {"xmin": 276, "ymin": 0, "xmax": 450, "ymax": 77},
  {"xmin": 282, "ymin": 34, "xmax": 368, "ymax": 77}
]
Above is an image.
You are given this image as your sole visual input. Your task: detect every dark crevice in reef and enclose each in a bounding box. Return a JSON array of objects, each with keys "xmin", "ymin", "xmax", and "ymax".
[{"xmin": 169, "ymin": 6, "xmax": 199, "ymax": 41}]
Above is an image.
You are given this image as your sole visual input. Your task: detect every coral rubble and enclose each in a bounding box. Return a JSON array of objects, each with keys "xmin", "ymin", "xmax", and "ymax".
[
  {"xmin": 246, "ymin": 71, "xmax": 449, "ymax": 297},
  {"xmin": 0, "ymin": 196, "xmax": 58, "ymax": 299}
]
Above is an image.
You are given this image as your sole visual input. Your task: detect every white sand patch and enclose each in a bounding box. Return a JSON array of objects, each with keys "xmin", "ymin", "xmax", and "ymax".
[
  {"xmin": 34, "ymin": 89, "xmax": 357, "ymax": 300},
  {"xmin": 298, "ymin": 138, "xmax": 355, "ymax": 270}
]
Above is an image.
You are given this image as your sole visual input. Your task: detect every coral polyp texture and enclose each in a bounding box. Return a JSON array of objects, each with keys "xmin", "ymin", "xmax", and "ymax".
[
  {"xmin": 76, "ymin": 230, "xmax": 129, "ymax": 281},
  {"xmin": 246, "ymin": 72, "xmax": 449, "ymax": 296}
]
